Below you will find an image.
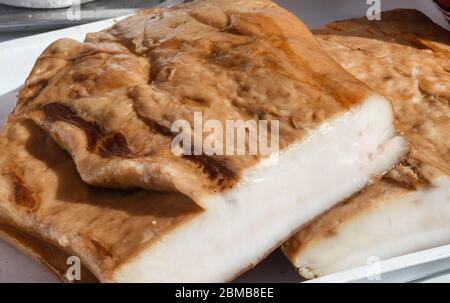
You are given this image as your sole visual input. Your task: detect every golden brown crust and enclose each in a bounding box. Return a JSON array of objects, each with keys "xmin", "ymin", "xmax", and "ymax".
[
  {"xmin": 0, "ymin": 120, "xmax": 202, "ymax": 281},
  {"xmin": 284, "ymin": 9, "xmax": 450, "ymax": 267},
  {"xmin": 0, "ymin": 0, "xmax": 397, "ymax": 282},
  {"xmin": 13, "ymin": 0, "xmax": 378, "ymax": 200},
  {"xmin": 314, "ymin": 9, "xmax": 450, "ymax": 175}
]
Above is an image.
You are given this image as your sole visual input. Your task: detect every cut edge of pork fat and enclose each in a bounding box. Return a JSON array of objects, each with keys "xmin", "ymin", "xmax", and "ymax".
[
  {"xmin": 112, "ymin": 95, "xmax": 407, "ymax": 282},
  {"xmin": 283, "ymin": 9, "xmax": 450, "ymax": 280},
  {"xmin": 284, "ymin": 177, "xmax": 450, "ymax": 280},
  {"xmin": 0, "ymin": 0, "xmax": 408, "ymax": 283},
  {"xmin": 0, "ymin": 94, "xmax": 407, "ymax": 283}
]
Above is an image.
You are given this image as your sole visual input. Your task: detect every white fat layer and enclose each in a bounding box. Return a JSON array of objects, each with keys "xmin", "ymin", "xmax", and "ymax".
[
  {"xmin": 112, "ymin": 96, "xmax": 408, "ymax": 282},
  {"xmin": 294, "ymin": 178, "xmax": 450, "ymax": 278}
]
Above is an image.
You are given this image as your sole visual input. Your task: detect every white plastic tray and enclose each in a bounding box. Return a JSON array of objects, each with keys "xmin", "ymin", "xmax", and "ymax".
[{"xmin": 0, "ymin": 0, "xmax": 449, "ymax": 283}]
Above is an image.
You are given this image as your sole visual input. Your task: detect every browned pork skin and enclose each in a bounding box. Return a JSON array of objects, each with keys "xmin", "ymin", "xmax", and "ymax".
[
  {"xmin": 0, "ymin": 0, "xmax": 406, "ymax": 282},
  {"xmin": 284, "ymin": 9, "xmax": 450, "ymax": 279}
]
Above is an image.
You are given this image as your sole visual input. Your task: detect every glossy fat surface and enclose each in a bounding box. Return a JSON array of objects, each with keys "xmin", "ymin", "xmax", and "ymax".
[
  {"xmin": 14, "ymin": 0, "xmax": 375, "ymax": 200},
  {"xmin": 284, "ymin": 9, "xmax": 450, "ymax": 273}
]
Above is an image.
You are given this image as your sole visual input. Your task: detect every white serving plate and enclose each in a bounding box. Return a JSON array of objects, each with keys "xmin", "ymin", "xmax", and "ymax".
[{"xmin": 0, "ymin": 0, "xmax": 449, "ymax": 283}]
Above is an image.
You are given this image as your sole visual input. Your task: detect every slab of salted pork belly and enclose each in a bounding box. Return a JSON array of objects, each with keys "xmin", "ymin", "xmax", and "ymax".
[
  {"xmin": 283, "ymin": 9, "xmax": 450, "ymax": 279},
  {"xmin": 0, "ymin": 0, "xmax": 406, "ymax": 282}
]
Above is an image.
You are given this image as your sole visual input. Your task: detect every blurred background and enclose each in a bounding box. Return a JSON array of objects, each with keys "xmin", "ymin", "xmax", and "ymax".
[{"xmin": 0, "ymin": 0, "xmax": 448, "ymax": 42}]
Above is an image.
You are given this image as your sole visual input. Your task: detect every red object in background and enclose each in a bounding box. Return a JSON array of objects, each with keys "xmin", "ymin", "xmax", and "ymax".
[{"xmin": 435, "ymin": 0, "xmax": 450, "ymax": 8}]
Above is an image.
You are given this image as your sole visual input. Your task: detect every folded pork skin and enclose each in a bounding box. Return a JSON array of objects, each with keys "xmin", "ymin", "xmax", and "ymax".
[
  {"xmin": 284, "ymin": 9, "xmax": 450, "ymax": 279},
  {"xmin": 16, "ymin": 0, "xmax": 406, "ymax": 207},
  {"xmin": 0, "ymin": 0, "xmax": 406, "ymax": 282},
  {"xmin": 0, "ymin": 220, "xmax": 98, "ymax": 283}
]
